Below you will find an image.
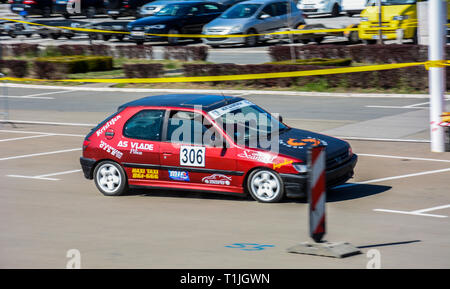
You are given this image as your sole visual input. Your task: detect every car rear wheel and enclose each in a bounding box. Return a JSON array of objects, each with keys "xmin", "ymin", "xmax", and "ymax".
[
  {"xmin": 244, "ymin": 28, "xmax": 258, "ymax": 47},
  {"xmin": 331, "ymin": 4, "xmax": 340, "ymax": 17},
  {"xmin": 247, "ymin": 169, "xmax": 284, "ymax": 203},
  {"xmin": 94, "ymin": 161, "xmax": 128, "ymax": 196},
  {"xmin": 168, "ymin": 28, "xmax": 180, "ymax": 45}
]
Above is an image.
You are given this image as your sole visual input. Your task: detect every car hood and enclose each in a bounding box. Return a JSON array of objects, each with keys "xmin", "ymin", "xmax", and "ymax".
[
  {"xmin": 205, "ymin": 17, "xmax": 252, "ymax": 29},
  {"xmin": 268, "ymin": 128, "xmax": 350, "ymax": 162},
  {"xmin": 130, "ymin": 16, "xmax": 179, "ymax": 27}
]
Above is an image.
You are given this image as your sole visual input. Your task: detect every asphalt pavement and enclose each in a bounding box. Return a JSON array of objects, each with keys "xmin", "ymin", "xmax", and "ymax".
[{"xmin": 0, "ymin": 86, "xmax": 449, "ymax": 268}]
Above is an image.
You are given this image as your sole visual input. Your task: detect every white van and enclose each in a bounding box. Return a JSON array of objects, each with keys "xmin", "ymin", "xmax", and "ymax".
[
  {"xmin": 341, "ymin": 0, "xmax": 368, "ymax": 17},
  {"xmin": 297, "ymin": 0, "xmax": 342, "ymax": 17}
]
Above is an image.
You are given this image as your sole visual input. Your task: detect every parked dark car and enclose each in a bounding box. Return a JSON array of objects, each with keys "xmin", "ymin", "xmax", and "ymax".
[
  {"xmin": 127, "ymin": 1, "xmax": 224, "ymax": 45},
  {"xmin": 86, "ymin": 21, "xmax": 130, "ymax": 41},
  {"xmin": 1, "ymin": 20, "xmax": 34, "ymax": 38},
  {"xmin": 53, "ymin": 0, "xmax": 106, "ymax": 18},
  {"xmin": 34, "ymin": 19, "xmax": 87, "ymax": 39},
  {"xmin": 105, "ymin": 0, "xmax": 154, "ymax": 19},
  {"xmin": 9, "ymin": 0, "xmax": 53, "ymax": 17}
]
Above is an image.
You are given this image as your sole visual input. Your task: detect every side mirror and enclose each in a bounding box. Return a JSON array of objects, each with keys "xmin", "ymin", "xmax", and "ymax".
[
  {"xmin": 278, "ymin": 115, "xmax": 283, "ymax": 123},
  {"xmin": 259, "ymin": 13, "xmax": 270, "ymax": 20}
]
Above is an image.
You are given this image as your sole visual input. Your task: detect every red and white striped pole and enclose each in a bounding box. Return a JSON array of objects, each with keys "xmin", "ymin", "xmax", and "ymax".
[{"xmin": 308, "ymin": 145, "xmax": 326, "ymax": 243}]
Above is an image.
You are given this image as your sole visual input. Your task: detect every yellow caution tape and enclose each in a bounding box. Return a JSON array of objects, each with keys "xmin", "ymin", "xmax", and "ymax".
[
  {"xmin": 2, "ymin": 61, "xmax": 448, "ymax": 84},
  {"xmin": 0, "ymin": 17, "xmax": 365, "ymax": 38}
]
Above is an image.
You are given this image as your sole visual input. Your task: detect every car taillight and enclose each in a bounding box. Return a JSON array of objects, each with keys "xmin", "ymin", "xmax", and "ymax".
[
  {"xmin": 23, "ymin": 0, "xmax": 36, "ymax": 4},
  {"xmin": 83, "ymin": 140, "xmax": 90, "ymax": 151},
  {"xmin": 348, "ymin": 146, "xmax": 353, "ymax": 157},
  {"xmin": 8, "ymin": 0, "xmax": 14, "ymax": 4},
  {"xmin": 124, "ymin": 4, "xmax": 129, "ymax": 8}
]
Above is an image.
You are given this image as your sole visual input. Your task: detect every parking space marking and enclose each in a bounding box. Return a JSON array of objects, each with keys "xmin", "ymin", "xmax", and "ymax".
[
  {"xmin": 8, "ymin": 169, "xmax": 82, "ymax": 181},
  {"xmin": 0, "ymin": 120, "xmax": 96, "ymax": 127},
  {"xmin": 0, "ymin": 90, "xmax": 75, "ymax": 100},
  {"xmin": 374, "ymin": 204, "xmax": 450, "ymax": 218},
  {"xmin": 0, "ymin": 129, "xmax": 84, "ymax": 137},
  {"xmin": 366, "ymin": 99, "xmax": 449, "ymax": 109},
  {"xmin": 0, "ymin": 148, "xmax": 81, "ymax": 162},
  {"xmin": 335, "ymin": 167, "xmax": 450, "ymax": 189},
  {"xmin": 0, "ymin": 134, "xmax": 52, "ymax": 142},
  {"xmin": 358, "ymin": 153, "xmax": 450, "ymax": 163},
  {"xmin": 340, "ymin": 136, "xmax": 430, "ymax": 143}
]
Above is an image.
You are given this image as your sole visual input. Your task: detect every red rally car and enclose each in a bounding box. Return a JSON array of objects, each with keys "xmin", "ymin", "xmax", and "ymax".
[{"xmin": 80, "ymin": 94, "xmax": 357, "ymax": 203}]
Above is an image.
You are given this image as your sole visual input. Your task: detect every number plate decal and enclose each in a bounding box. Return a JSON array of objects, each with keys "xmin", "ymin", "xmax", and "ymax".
[{"xmin": 180, "ymin": 146, "xmax": 205, "ymax": 167}]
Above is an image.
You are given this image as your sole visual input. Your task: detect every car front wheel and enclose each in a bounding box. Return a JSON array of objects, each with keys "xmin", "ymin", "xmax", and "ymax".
[
  {"xmin": 94, "ymin": 161, "xmax": 128, "ymax": 196},
  {"xmin": 247, "ymin": 169, "xmax": 284, "ymax": 203}
]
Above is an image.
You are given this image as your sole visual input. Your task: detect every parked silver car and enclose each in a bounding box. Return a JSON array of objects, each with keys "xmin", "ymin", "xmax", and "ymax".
[{"xmin": 202, "ymin": 0, "xmax": 304, "ymax": 47}]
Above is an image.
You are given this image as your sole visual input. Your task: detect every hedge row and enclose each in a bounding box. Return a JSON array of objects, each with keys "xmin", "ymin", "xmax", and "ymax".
[
  {"xmin": 163, "ymin": 46, "xmax": 209, "ymax": 61},
  {"xmin": 123, "ymin": 63, "xmax": 164, "ymax": 78},
  {"xmin": 0, "ymin": 44, "xmax": 154, "ymax": 59},
  {"xmin": 266, "ymin": 58, "xmax": 352, "ymax": 67},
  {"xmin": 182, "ymin": 63, "xmax": 450, "ymax": 90},
  {"xmin": 268, "ymin": 44, "xmax": 450, "ymax": 64},
  {"xmin": 0, "ymin": 60, "xmax": 28, "ymax": 77},
  {"xmin": 33, "ymin": 56, "xmax": 113, "ymax": 79}
]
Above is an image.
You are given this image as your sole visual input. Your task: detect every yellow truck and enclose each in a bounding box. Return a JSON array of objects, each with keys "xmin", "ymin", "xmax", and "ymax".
[{"xmin": 358, "ymin": 0, "xmax": 449, "ymax": 44}]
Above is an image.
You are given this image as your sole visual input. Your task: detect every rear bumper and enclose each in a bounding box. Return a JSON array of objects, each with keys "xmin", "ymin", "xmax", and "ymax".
[
  {"xmin": 80, "ymin": 157, "xmax": 96, "ymax": 179},
  {"xmin": 280, "ymin": 154, "xmax": 358, "ymax": 198}
]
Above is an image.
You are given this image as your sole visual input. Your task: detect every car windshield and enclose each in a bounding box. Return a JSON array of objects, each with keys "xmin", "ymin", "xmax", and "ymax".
[
  {"xmin": 220, "ymin": 4, "xmax": 261, "ymax": 19},
  {"xmin": 154, "ymin": 4, "xmax": 189, "ymax": 16},
  {"xmin": 368, "ymin": 0, "xmax": 417, "ymax": 5},
  {"xmin": 209, "ymin": 100, "xmax": 288, "ymax": 144}
]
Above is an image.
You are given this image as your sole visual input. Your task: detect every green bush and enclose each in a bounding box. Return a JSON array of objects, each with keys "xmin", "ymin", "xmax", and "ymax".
[
  {"xmin": 34, "ymin": 55, "xmax": 113, "ymax": 75},
  {"xmin": 266, "ymin": 58, "xmax": 352, "ymax": 67}
]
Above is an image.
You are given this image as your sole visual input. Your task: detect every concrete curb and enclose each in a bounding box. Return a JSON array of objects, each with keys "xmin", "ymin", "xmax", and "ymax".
[{"xmin": 3, "ymin": 83, "xmax": 443, "ymax": 98}]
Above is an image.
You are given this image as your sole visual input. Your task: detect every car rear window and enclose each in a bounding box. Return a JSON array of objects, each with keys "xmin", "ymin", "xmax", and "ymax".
[{"xmin": 85, "ymin": 110, "xmax": 123, "ymax": 140}]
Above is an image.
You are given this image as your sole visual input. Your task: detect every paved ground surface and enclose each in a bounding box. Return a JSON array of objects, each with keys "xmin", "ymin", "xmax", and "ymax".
[{"xmin": 0, "ymin": 86, "xmax": 449, "ymax": 268}]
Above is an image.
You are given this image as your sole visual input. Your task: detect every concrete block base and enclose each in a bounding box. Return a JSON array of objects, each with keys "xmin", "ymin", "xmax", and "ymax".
[{"xmin": 287, "ymin": 241, "xmax": 361, "ymax": 258}]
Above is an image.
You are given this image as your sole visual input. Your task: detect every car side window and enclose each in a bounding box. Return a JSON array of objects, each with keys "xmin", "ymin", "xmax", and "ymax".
[
  {"xmin": 189, "ymin": 5, "xmax": 202, "ymax": 15},
  {"xmin": 123, "ymin": 110, "xmax": 164, "ymax": 141},
  {"xmin": 261, "ymin": 4, "xmax": 276, "ymax": 17},
  {"xmin": 167, "ymin": 110, "xmax": 218, "ymax": 146},
  {"xmin": 274, "ymin": 2, "xmax": 288, "ymax": 16},
  {"xmin": 203, "ymin": 4, "xmax": 220, "ymax": 13}
]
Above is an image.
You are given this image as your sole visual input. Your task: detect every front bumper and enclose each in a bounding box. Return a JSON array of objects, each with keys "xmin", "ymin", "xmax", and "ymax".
[
  {"xmin": 203, "ymin": 35, "xmax": 246, "ymax": 45},
  {"xmin": 280, "ymin": 154, "xmax": 358, "ymax": 198},
  {"xmin": 299, "ymin": 5, "xmax": 329, "ymax": 14},
  {"xmin": 80, "ymin": 157, "xmax": 96, "ymax": 179}
]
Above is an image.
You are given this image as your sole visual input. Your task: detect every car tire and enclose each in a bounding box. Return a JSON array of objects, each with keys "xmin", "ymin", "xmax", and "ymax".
[
  {"xmin": 102, "ymin": 34, "xmax": 111, "ymax": 41},
  {"xmin": 331, "ymin": 4, "xmax": 340, "ymax": 17},
  {"xmin": 63, "ymin": 13, "xmax": 71, "ymax": 19},
  {"xmin": 116, "ymin": 35, "xmax": 125, "ymax": 41},
  {"xmin": 42, "ymin": 6, "xmax": 51, "ymax": 18},
  {"xmin": 168, "ymin": 28, "xmax": 180, "ymax": 45},
  {"xmin": 246, "ymin": 169, "xmax": 284, "ymax": 203},
  {"xmin": 51, "ymin": 33, "xmax": 60, "ymax": 40},
  {"xmin": 8, "ymin": 31, "xmax": 16, "ymax": 38},
  {"xmin": 65, "ymin": 34, "xmax": 73, "ymax": 39},
  {"xmin": 136, "ymin": 39, "xmax": 144, "ymax": 45},
  {"xmin": 86, "ymin": 7, "xmax": 96, "ymax": 19},
  {"xmin": 244, "ymin": 28, "xmax": 258, "ymax": 47},
  {"xmin": 39, "ymin": 33, "xmax": 48, "ymax": 38},
  {"xmin": 94, "ymin": 161, "xmax": 128, "ymax": 196}
]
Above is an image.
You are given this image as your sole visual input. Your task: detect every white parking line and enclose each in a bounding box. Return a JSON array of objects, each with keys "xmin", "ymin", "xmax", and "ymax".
[
  {"xmin": 0, "ymin": 129, "xmax": 85, "ymax": 137},
  {"xmin": 0, "ymin": 148, "xmax": 81, "ymax": 161},
  {"xmin": 8, "ymin": 169, "xmax": 82, "ymax": 181},
  {"xmin": 0, "ymin": 134, "xmax": 52, "ymax": 142},
  {"xmin": 358, "ymin": 153, "xmax": 450, "ymax": 163},
  {"xmin": 0, "ymin": 120, "xmax": 96, "ymax": 127},
  {"xmin": 366, "ymin": 99, "xmax": 449, "ymax": 109},
  {"xmin": 0, "ymin": 90, "xmax": 75, "ymax": 100},
  {"xmin": 335, "ymin": 167, "xmax": 450, "ymax": 189},
  {"xmin": 374, "ymin": 204, "xmax": 450, "ymax": 218}
]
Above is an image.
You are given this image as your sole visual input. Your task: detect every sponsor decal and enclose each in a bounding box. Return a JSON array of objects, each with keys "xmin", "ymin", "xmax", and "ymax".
[
  {"xmin": 202, "ymin": 174, "xmax": 232, "ymax": 185},
  {"xmin": 208, "ymin": 100, "xmax": 253, "ymax": 119},
  {"xmin": 168, "ymin": 170, "xmax": 190, "ymax": 181},
  {"xmin": 273, "ymin": 159, "xmax": 294, "ymax": 170},
  {"xmin": 238, "ymin": 150, "xmax": 276, "ymax": 164},
  {"xmin": 131, "ymin": 168, "xmax": 159, "ymax": 180},
  {"xmin": 280, "ymin": 137, "xmax": 327, "ymax": 149},
  {"xmin": 99, "ymin": 140, "xmax": 123, "ymax": 159},
  {"xmin": 96, "ymin": 115, "xmax": 121, "ymax": 137},
  {"xmin": 117, "ymin": 141, "xmax": 154, "ymax": 155}
]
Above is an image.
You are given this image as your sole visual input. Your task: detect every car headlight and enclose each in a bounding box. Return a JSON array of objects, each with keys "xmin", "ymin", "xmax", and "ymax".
[
  {"xmin": 360, "ymin": 17, "xmax": 369, "ymax": 22},
  {"xmin": 229, "ymin": 26, "xmax": 242, "ymax": 34},
  {"xmin": 393, "ymin": 15, "xmax": 409, "ymax": 21},
  {"xmin": 146, "ymin": 24, "xmax": 165, "ymax": 30},
  {"xmin": 293, "ymin": 163, "xmax": 307, "ymax": 173}
]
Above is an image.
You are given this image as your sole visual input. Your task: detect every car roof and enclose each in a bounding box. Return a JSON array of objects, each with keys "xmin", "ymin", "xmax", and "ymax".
[
  {"xmin": 118, "ymin": 94, "xmax": 243, "ymax": 112},
  {"xmin": 238, "ymin": 0, "xmax": 286, "ymax": 4}
]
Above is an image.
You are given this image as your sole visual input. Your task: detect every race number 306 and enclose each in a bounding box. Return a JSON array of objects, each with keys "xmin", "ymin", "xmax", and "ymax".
[{"xmin": 180, "ymin": 146, "xmax": 205, "ymax": 167}]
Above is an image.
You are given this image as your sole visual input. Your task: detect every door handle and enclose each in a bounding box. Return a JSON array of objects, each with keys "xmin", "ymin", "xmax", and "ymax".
[{"xmin": 162, "ymin": 152, "xmax": 173, "ymax": 155}]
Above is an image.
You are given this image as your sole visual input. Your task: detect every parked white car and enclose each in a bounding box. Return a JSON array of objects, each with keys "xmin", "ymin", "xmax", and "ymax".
[
  {"xmin": 341, "ymin": 0, "xmax": 367, "ymax": 16},
  {"xmin": 297, "ymin": 0, "xmax": 342, "ymax": 17}
]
